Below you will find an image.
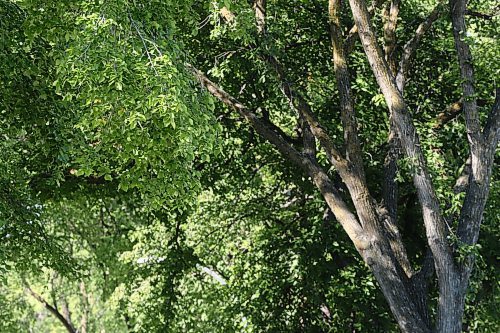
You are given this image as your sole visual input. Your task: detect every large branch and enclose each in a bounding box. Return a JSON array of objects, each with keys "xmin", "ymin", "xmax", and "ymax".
[
  {"xmin": 380, "ymin": 0, "xmax": 400, "ymax": 238},
  {"xmin": 347, "ymin": 0, "xmax": 453, "ymax": 267},
  {"xmin": 266, "ymin": 57, "xmax": 347, "ymax": 168},
  {"xmin": 483, "ymin": 88, "xmax": 500, "ymax": 143},
  {"xmin": 329, "ymin": 0, "xmax": 365, "ymax": 179},
  {"xmin": 457, "ymin": 89, "xmax": 499, "ymax": 246},
  {"xmin": 450, "ymin": 0, "xmax": 480, "ymax": 146},
  {"xmin": 381, "ymin": 3, "xmax": 444, "ymax": 274},
  {"xmin": 382, "ymin": 0, "xmax": 400, "ymax": 73},
  {"xmin": 190, "ymin": 63, "xmax": 433, "ymax": 333},
  {"xmin": 187, "ymin": 64, "xmax": 369, "ymax": 250},
  {"xmin": 451, "ymin": 0, "xmax": 499, "ymax": 264},
  {"xmin": 26, "ymin": 286, "xmax": 77, "ymax": 333},
  {"xmin": 344, "ymin": 0, "xmax": 385, "ymax": 54},
  {"xmin": 266, "ymin": 55, "xmax": 393, "ymax": 243},
  {"xmin": 451, "ymin": 0, "xmax": 499, "ymax": 255},
  {"xmin": 329, "ymin": 0, "xmax": 412, "ymax": 277}
]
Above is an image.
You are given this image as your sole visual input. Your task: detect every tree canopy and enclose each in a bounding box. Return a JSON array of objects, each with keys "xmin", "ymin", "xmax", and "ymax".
[{"xmin": 0, "ymin": 0, "xmax": 498, "ymax": 332}]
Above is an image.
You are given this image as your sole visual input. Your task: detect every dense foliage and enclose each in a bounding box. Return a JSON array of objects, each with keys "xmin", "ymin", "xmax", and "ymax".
[{"xmin": 0, "ymin": 0, "xmax": 498, "ymax": 332}]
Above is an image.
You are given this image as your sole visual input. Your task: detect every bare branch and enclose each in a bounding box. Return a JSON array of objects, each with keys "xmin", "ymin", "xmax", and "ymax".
[
  {"xmin": 457, "ymin": 89, "xmax": 499, "ymax": 246},
  {"xmin": 346, "ymin": 0, "xmax": 456, "ymax": 328},
  {"xmin": 396, "ymin": 1, "xmax": 445, "ymax": 92},
  {"xmin": 453, "ymin": 156, "xmax": 471, "ymax": 193},
  {"xmin": 329, "ymin": 0, "xmax": 365, "ymax": 178},
  {"xmin": 465, "ymin": 9, "xmax": 499, "ymax": 20},
  {"xmin": 189, "ymin": 64, "xmax": 431, "ymax": 333},
  {"xmin": 483, "ymin": 88, "xmax": 500, "ymax": 144},
  {"xmin": 344, "ymin": 0, "xmax": 385, "ymax": 54},
  {"xmin": 329, "ymin": 1, "xmax": 413, "ymax": 274},
  {"xmin": 301, "ymin": 117, "xmax": 317, "ymax": 161},
  {"xmin": 434, "ymin": 98, "xmax": 464, "ymax": 129},
  {"xmin": 265, "ymin": 56, "xmax": 347, "ymax": 169},
  {"xmin": 80, "ymin": 282, "xmax": 89, "ymax": 333},
  {"xmin": 254, "ymin": 0, "xmax": 266, "ymax": 34}
]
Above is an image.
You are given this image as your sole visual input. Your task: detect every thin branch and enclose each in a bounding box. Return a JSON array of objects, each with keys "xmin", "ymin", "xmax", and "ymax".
[
  {"xmin": 80, "ymin": 282, "xmax": 89, "ymax": 333},
  {"xmin": 465, "ymin": 9, "xmax": 499, "ymax": 20},
  {"xmin": 396, "ymin": 1, "xmax": 445, "ymax": 92},
  {"xmin": 128, "ymin": 14, "xmax": 159, "ymax": 76},
  {"xmin": 265, "ymin": 55, "xmax": 348, "ymax": 169}
]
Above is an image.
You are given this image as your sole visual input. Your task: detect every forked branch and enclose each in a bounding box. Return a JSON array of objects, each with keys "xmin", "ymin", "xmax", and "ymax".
[{"xmin": 188, "ymin": 64, "xmax": 369, "ymax": 250}]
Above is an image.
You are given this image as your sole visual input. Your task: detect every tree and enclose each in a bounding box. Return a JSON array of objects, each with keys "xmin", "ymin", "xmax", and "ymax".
[
  {"xmin": 0, "ymin": 0, "xmax": 498, "ymax": 332},
  {"xmin": 186, "ymin": 0, "xmax": 498, "ymax": 332}
]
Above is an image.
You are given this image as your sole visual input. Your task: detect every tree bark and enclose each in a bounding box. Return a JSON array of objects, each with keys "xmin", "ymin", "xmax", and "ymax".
[
  {"xmin": 187, "ymin": 1, "xmax": 498, "ymax": 331},
  {"xmin": 189, "ymin": 63, "xmax": 431, "ymax": 333},
  {"xmin": 346, "ymin": 0, "xmax": 460, "ymax": 331}
]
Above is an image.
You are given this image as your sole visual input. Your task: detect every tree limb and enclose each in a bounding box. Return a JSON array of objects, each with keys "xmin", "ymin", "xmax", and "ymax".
[
  {"xmin": 346, "ymin": 0, "xmax": 457, "ymax": 330},
  {"xmin": 329, "ymin": 0, "xmax": 366, "ymax": 179},
  {"xmin": 382, "ymin": 0, "xmax": 400, "ymax": 74},
  {"xmin": 450, "ymin": 0, "xmax": 481, "ymax": 146},
  {"xmin": 396, "ymin": 1, "xmax": 445, "ymax": 92},
  {"xmin": 25, "ymin": 286, "xmax": 77, "ymax": 333},
  {"xmin": 187, "ymin": 64, "xmax": 369, "ymax": 250},
  {"xmin": 329, "ymin": 0, "xmax": 411, "ymax": 276},
  {"xmin": 254, "ymin": 0, "xmax": 266, "ymax": 34},
  {"xmin": 483, "ymin": 88, "xmax": 500, "ymax": 144},
  {"xmin": 344, "ymin": 0, "xmax": 385, "ymax": 54}
]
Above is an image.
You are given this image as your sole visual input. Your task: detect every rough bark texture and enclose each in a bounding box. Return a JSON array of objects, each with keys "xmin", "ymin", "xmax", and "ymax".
[
  {"xmin": 449, "ymin": 1, "xmax": 500, "ymax": 331},
  {"xmin": 188, "ymin": 0, "xmax": 498, "ymax": 331}
]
